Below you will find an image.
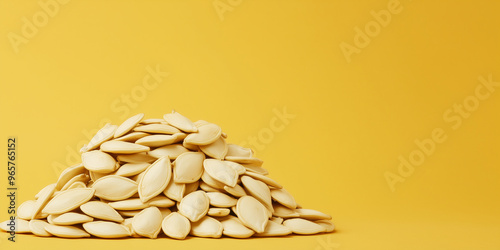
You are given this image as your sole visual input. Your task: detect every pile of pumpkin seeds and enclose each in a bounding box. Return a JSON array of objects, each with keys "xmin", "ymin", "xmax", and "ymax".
[{"xmin": 0, "ymin": 112, "xmax": 334, "ymax": 239}]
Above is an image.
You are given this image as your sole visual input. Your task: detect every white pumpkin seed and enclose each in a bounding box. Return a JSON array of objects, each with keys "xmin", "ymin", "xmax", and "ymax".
[
  {"xmin": 224, "ymin": 184, "xmax": 247, "ymax": 197},
  {"xmin": 200, "ymin": 170, "xmax": 226, "ymax": 190},
  {"xmin": 236, "ymin": 196, "xmax": 268, "ymax": 233},
  {"xmin": 199, "ymin": 137, "xmax": 227, "ymax": 160},
  {"xmin": 200, "ymin": 182, "xmax": 221, "ymax": 192},
  {"xmin": 132, "ymin": 206, "xmax": 162, "ymax": 238},
  {"xmin": 45, "ymin": 224, "xmax": 90, "ymax": 238},
  {"xmin": 133, "ymin": 124, "xmax": 180, "ymax": 134},
  {"xmin": 178, "ymin": 191, "xmax": 209, "ymax": 222},
  {"xmin": 117, "ymin": 152, "xmax": 157, "ymax": 163},
  {"xmin": 270, "ymin": 217, "xmax": 284, "ymax": 224},
  {"xmin": 42, "ymin": 188, "xmax": 95, "ymax": 214},
  {"xmin": 226, "ymin": 144, "xmax": 253, "ymax": 158},
  {"xmin": 161, "ymin": 212, "xmax": 190, "ymax": 239},
  {"xmin": 190, "ymin": 216, "xmax": 223, "ymax": 238},
  {"xmin": 164, "ymin": 111, "xmax": 198, "ymax": 133},
  {"xmin": 80, "ymin": 201, "xmax": 124, "ymax": 222},
  {"xmin": 93, "ymin": 175, "xmax": 138, "ymax": 201},
  {"xmin": 86, "ymin": 123, "xmax": 117, "ymax": 151},
  {"xmin": 245, "ymin": 171, "xmax": 282, "ymax": 189},
  {"xmin": 82, "ymin": 150, "xmax": 117, "ymax": 173},
  {"xmin": 207, "ymin": 208, "xmax": 230, "ymax": 217},
  {"xmin": 67, "ymin": 181, "xmax": 86, "ymax": 189},
  {"xmin": 203, "ymin": 159, "xmax": 238, "ymax": 187},
  {"xmin": 89, "ymin": 171, "xmax": 107, "ymax": 182},
  {"xmin": 283, "ymin": 218, "xmax": 325, "ymax": 235},
  {"xmin": 115, "ymin": 162, "xmax": 150, "ymax": 177},
  {"xmin": 83, "ymin": 221, "xmax": 131, "ymax": 238},
  {"xmin": 148, "ymin": 144, "xmax": 189, "ymax": 159},
  {"xmin": 48, "ymin": 212, "xmax": 94, "ymax": 225},
  {"xmin": 255, "ymin": 220, "xmax": 292, "ymax": 237},
  {"xmin": 241, "ymin": 176, "xmax": 273, "ymax": 212},
  {"xmin": 206, "ymin": 192, "xmax": 237, "ymax": 207},
  {"xmin": 315, "ymin": 220, "xmax": 335, "ymax": 232},
  {"xmin": 61, "ymin": 173, "xmax": 89, "ymax": 191},
  {"xmin": 272, "ymin": 203, "xmax": 300, "ymax": 218},
  {"xmin": 101, "ymin": 141, "xmax": 150, "ymax": 154},
  {"xmin": 55, "ymin": 163, "xmax": 85, "ymax": 190},
  {"xmin": 182, "ymin": 140, "xmax": 199, "ymax": 151},
  {"xmin": 0, "ymin": 218, "xmax": 30, "ymax": 233},
  {"xmin": 184, "ymin": 123, "xmax": 222, "ymax": 145},
  {"xmin": 141, "ymin": 118, "xmax": 164, "ymax": 124},
  {"xmin": 296, "ymin": 208, "xmax": 332, "ymax": 220},
  {"xmin": 114, "ymin": 131, "xmax": 149, "ymax": 142},
  {"xmin": 225, "ymin": 156, "xmax": 263, "ymax": 165},
  {"xmin": 118, "ymin": 210, "xmax": 142, "ymax": 217},
  {"xmin": 138, "ymin": 156, "xmax": 171, "ymax": 202},
  {"xmin": 173, "ymin": 152, "xmax": 205, "ymax": 183},
  {"xmin": 223, "ymin": 161, "xmax": 246, "ymax": 175},
  {"xmin": 114, "ymin": 113, "xmax": 144, "ymax": 138},
  {"xmin": 219, "ymin": 216, "xmax": 254, "ymax": 238},
  {"xmin": 243, "ymin": 165, "xmax": 268, "ymax": 175},
  {"xmin": 135, "ymin": 134, "xmax": 182, "ymax": 147},
  {"xmin": 270, "ymin": 188, "xmax": 296, "ymax": 209},
  {"xmin": 163, "ymin": 181, "xmax": 185, "ymax": 202},
  {"xmin": 29, "ymin": 220, "xmax": 52, "ymax": 236},
  {"xmin": 148, "ymin": 195, "xmax": 176, "ymax": 208},
  {"xmin": 18, "ymin": 200, "xmax": 36, "ymax": 220}
]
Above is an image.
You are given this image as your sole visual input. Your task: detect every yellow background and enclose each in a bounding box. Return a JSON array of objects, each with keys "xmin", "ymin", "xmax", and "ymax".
[{"xmin": 1, "ymin": 0, "xmax": 499, "ymax": 249}]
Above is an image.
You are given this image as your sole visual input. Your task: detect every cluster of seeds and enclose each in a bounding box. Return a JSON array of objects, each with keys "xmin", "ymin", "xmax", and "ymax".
[{"xmin": 0, "ymin": 111, "xmax": 334, "ymax": 239}]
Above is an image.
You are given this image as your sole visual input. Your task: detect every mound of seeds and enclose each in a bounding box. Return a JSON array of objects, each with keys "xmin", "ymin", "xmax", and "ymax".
[{"xmin": 0, "ymin": 112, "xmax": 334, "ymax": 239}]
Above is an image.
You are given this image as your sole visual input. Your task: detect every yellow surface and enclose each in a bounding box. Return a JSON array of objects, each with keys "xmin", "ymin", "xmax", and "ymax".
[{"xmin": 1, "ymin": 0, "xmax": 499, "ymax": 249}]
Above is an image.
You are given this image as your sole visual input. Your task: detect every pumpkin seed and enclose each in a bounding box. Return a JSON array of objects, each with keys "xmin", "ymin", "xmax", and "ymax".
[
  {"xmin": 82, "ymin": 150, "xmax": 117, "ymax": 173},
  {"xmin": 223, "ymin": 161, "xmax": 246, "ymax": 175},
  {"xmin": 190, "ymin": 216, "xmax": 223, "ymax": 238},
  {"xmin": 163, "ymin": 111, "xmax": 198, "ymax": 133},
  {"xmin": 296, "ymin": 208, "xmax": 332, "ymax": 220},
  {"xmin": 141, "ymin": 118, "xmax": 164, "ymax": 124},
  {"xmin": 132, "ymin": 207, "xmax": 162, "ymax": 238},
  {"xmin": 45, "ymin": 224, "xmax": 90, "ymax": 238},
  {"xmin": 148, "ymin": 144, "xmax": 189, "ymax": 159},
  {"xmin": 178, "ymin": 191, "xmax": 209, "ymax": 222},
  {"xmin": 42, "ymin": 188, "xmax": 95, "ymax": 214},
  {"xmin": 48, "ymin": 212, "xmax": 94, "ymax": 225},
  {"xmin": 133, "ymin": 124, "xmax": 180, "ymax": 134},
  {"xmin": 114, "ymin": 113, "xmax": 144, "ymax": 138},
  {"xmin": 161, "ymin": 212, "xmax": 190, "ymax": 239},
  {"xmin": 272, "ymin": 203, "xmax": 300, "ymax": 218},
  {"xmin": 29, "ymin": 220, "xmax": 52, "ymax": 237},
  {"xmin": 55, "ymin": 163, "xmax": 85, "ymax": 190},
  {"xmin": 0, "ymin": 218, "xmax": 30, "ymax": 233},
  {"xmin": 200, "ymin": 170, "xmax": 226, "ymax": 190},
  {"xmin": 255, "ymin": 220, "xmax": 292, "ymax": 237},
  {"xmin": 66, "ymin": 181, "xmax": 86, "ymax": 189},
  {"xmin": 283, "ymin": 218, "xmax": 325, "ymax": 235},
  {"xmin": 241, "ymin": 176, "xmax": 273, "ymax": 212},
  {"xmin": 245, "ymin": 171, "xmax": 282, "ymax": 189},
  {"xmin": 236, "ymin": 196, "xmax": 268, "ymax": 233},
  {"xmin": 224, "ymin": 184, "xmax": 247, "ymax": 197},
  {"xmin": 219, "ymin": 216, "xmax": 254, "ymax": 238},
  {"xmin": 18, "ymin": 200, "xmax": 36, "ymax": 220},
  {"xmin": 184, "ymin": 123, "xmax": 222, "ymax": 145},
  {"xmin": 203, "ymin": 159, "xmax": 238, "ymax": 187},
  {"xmin": 199, "ymin": 137, "xmax": 227, "ymax": 160},
  {"xmin": 243, "ymin": 165, "xmax": 268, "ymax": 175},
  {"xmin": 80, "ymin": 201, "xmax": 124, "ymax": 222},
  {"xmin": 135, "ymin": 134, "xmax": 182, "ymax": 147},
  {"xmin": 138, "ymin": 156, "xmax": 171, "ymax": 202},
  {"xmin": 206, "ymin": 192, "xmax": 237, "ymax": 207},
  {"xmin": 83, "ymin": 221, "xmax": 131, "ymax": 238},
  {"xmin": 270, "ymin": 188, "xmax": 296, "ymax": 209},
  {"xmin": 207, "ymin": 208, "xmax": 230, "ymax": 217},
  {"xmin": 315, "ymin": 220, "xmax": 335, "ymax": 232},
  {"xmin": 163, "ymin": 181, "xmax": 185, "ymax": 202},
  {"xmin": 270, "ymin": 217, "xmax": 284, "ymax": 224},
  {"xmin": 173, "ymin": 152, "xmax": 205, "ymax": 183},
  {"xmin": 114, "ymin": 131, "xmax": 149, "ymax": 142},
  {"xmin": 117, "ymin": 152, "xmax": 157, "ymax": 163},
  {"xmin": 85, "ymin": 123, "xmax": 117, "ymax": 151},
  {"xmin": 92, "ymin": 175, "xmax": 138, "ymax": 201},
  {"xmin": 101, "ymin": 141, "xmax": 150, "ymax": 154},
  {"xmin": 225, "ymin": 156, "xmax": 263, "ymax": 166},
  {"xmin": 61, "ymin": 173, "xmax": 89, "ymax": 191},
  {"xmin": 115, "ymin": 162, "xmax": 150, "ymax": 177},
  {"xmin": 89, "ymin": 171, "xmax": 107, "ymax": 182},
  {"xmin": 226, "ymin": 144, "xmax": 253, "ymax": 158}
]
